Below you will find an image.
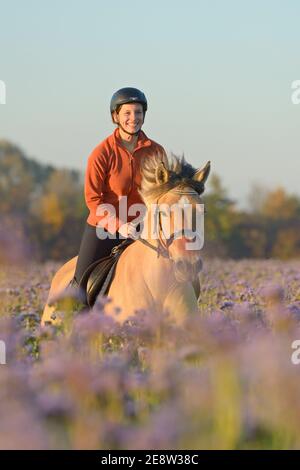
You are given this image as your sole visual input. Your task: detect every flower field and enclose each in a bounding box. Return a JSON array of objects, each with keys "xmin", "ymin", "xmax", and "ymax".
[{"xmin": 1, "ymin": 259, "xmax": 300, "ymax": 449}]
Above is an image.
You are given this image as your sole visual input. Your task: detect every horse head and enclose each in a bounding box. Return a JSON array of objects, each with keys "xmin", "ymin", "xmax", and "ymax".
[{"xmin": 139, "ymin": 153, "xmax": 210, "ymax": 282}]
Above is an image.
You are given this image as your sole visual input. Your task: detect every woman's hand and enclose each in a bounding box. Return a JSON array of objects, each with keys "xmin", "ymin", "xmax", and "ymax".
[{"xmin": 118, "ymin": 222, "xmax": 139, "ymax": 239}]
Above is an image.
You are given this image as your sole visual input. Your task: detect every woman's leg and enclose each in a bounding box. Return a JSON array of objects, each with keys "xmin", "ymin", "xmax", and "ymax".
[{"xmin": 74, "ymin": 223, "xmax": 123, "ymax": 284}]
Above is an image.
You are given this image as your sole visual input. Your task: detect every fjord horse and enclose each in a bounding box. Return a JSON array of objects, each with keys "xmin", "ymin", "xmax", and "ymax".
[{"xmin": 41, "ymin": 154, "xmax": 210, "ymax": 326}]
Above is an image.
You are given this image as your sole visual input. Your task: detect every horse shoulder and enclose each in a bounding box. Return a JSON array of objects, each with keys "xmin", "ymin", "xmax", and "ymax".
[
  {"xmin": 106, "ymin": 243, "xmax": 162, "ymax": 319},
  {"xmin": 49, "ymin": 256, "xmax": 78, "ymax": 297},
  {"xmin": 108, "ymin": 243, "xmax": 151, "ymax": 299}
]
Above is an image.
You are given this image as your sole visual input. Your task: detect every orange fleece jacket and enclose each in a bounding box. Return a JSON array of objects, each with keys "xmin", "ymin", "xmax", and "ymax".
[{"xmin": 85, "ymin": 128, "xmax": 166, "ymax": 233}]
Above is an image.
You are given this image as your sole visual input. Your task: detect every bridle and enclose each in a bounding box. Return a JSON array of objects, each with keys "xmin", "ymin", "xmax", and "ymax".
[{"xmin": 137, "ymin": 187, "xmax": 203, "ymax": 260}]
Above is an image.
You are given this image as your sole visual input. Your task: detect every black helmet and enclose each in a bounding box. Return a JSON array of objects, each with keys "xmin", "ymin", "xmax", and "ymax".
[{"xmin": 110, "ymin": 87, "xmax": 148, "ymax": 114}]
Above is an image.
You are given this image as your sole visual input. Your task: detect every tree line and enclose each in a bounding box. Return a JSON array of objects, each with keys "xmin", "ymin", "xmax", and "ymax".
[{"xmin": 0, "ymin": 140, "xmax": 299, "ymax": 263}]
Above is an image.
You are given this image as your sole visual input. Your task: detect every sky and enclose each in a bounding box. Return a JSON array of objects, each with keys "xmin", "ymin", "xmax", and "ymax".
[{"xmin": 1, "ymin": 0, "xmax": 300, "ymax": 209}]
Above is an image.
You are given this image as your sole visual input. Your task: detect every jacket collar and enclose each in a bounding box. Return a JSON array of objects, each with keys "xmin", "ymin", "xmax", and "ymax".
[{"xmin": 113, "ymin": 127, "xmax": 152, "ymax": 151}]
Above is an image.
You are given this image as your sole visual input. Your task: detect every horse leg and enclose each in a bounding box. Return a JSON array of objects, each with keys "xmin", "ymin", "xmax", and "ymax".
[
  {"xmin": 192, "ymin": 276, "xmax": 201, "ymax": 302},
  {"xmin": 163, "ymin": 282, "xmax": 199, "ymax": 325}
]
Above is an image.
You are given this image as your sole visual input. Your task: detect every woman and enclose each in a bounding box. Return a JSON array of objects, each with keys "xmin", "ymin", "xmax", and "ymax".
[{"xmin": 70, "ymin": 87, "xmax": 166, "ymax": 302}]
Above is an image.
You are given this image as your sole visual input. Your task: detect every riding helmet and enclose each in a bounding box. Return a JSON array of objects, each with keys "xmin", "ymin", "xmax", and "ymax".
[{"xmin": 110, "ymin": 87, "xmax": 148, "ymax": 114}]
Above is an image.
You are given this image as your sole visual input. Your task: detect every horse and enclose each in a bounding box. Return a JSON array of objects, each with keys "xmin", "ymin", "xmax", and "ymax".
[{"xmin": 41, "ymin": 153, "xmax": 210, "ymax": 327}]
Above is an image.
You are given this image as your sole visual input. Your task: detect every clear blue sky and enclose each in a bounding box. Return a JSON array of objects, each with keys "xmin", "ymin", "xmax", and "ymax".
[{"xmin": 1, "ymin": 0, "xmax": 300, "ymax": 208}]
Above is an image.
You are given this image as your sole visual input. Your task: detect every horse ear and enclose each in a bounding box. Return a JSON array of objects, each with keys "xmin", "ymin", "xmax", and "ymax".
[
  {"xmin": 155, "ymin": 161, "xmax": 169, "ymax": 185},
  {"xmin": 193, "ymin": 161, "xmax": 211, "ymax": 184}
]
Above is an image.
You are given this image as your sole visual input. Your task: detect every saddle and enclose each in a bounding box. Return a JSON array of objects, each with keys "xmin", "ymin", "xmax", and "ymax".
[{"xmin": 78, "ymin": 238, "xmax": 135, "ymax": 308}]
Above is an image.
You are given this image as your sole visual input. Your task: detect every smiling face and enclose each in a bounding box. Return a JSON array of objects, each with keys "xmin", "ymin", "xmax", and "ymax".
[{"xmin": 113, "ymin": 103, "xmax": 144, "ymax": 135}]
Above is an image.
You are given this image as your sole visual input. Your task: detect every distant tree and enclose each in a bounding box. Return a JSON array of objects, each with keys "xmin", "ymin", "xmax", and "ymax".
[
  {"xmin": 202, "ymin": 173, "xmax": 237, "ymax": 257},
  {"xmin": 29, "ymin": 168, "xmax": 87, "ymax": 260},
  {"xmin": 0, "ymin": 140, "xmax": 86, "ymax": 262},
  {"xmin": 272, "ymin": 222, "xmax": 300, "ymax": 259},
  {"xmin": 247, "ymin": 183, "xmax": 269, "ymax": 214},
  {"xmin": 228, "ymin": 213, "xmax": 269, "ymax": 259},
  {"xmin": 1, "ymin": 139, "xmax": 300, "ymax": 262},
  {"xmin": 260, "ymin": 187, "xmax": 300, "ymax": 220},
  {"xmin": 0, "ymin": 140, "xmax": 54, "ymax": 215}
]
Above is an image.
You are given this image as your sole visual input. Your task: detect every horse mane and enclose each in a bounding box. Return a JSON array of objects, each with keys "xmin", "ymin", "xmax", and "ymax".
[{"xmin": 138, "ymin": 152, "xmax": 205, "ymax": 204}]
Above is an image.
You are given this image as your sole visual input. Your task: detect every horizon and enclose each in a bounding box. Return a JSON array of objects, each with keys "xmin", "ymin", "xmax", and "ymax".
[{"xmin": 1, "ymin": 135, "xmax": 296, "ymax": 213}]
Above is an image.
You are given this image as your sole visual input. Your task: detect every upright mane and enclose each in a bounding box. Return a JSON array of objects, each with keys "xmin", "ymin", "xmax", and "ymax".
[{"xmin": 139, "ymin": 152, "xmax": 206, "ymax": 205}]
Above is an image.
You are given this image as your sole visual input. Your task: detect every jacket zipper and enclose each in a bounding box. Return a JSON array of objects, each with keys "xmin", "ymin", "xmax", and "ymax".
[
  {"xmin": 124, "ymin": 143, "xmax": 141, "ymax": 194},
  {"xmin": 127, "ymin": 149, "xmax": 134, "ymax": 195}
]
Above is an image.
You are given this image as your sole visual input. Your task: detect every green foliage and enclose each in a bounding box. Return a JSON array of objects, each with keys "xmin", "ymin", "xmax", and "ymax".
[
  {"xmin": 0, "ymin": 140, "xmax": 86, "ymax": 262},
  {"xmin": 1, "ymin": 140, "xmax": 300, "ymax": 261},
  {"xmin": 203, "ymin": 173, "xmax": 300, "ymax": 259}
]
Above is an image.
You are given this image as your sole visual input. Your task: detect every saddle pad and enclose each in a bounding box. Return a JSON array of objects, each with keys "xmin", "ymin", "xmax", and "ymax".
[{"xmin": 79, "ymin": 238, "xmax": 135, "ymax": 308}]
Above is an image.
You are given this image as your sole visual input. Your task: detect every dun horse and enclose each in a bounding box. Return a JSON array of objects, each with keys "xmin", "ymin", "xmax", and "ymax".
[{"xmin": 41, "ymin": 154, "xmax": 210, "ymax": 326}]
